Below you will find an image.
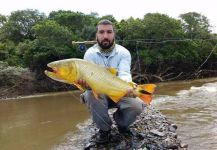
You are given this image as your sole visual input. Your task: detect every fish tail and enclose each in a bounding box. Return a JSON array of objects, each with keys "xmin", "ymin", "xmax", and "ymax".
[{"xmin": 136, "ymin": 84, "xmax": 156, "ymax": 105}]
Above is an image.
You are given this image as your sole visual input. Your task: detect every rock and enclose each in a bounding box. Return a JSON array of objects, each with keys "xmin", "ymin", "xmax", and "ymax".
[
  {"xmin": 162, "ymin": 137, "xmax": 178, "ymax": 149},
  {"xmin": 150, "ymin": 129, "xmax": 166, "ymax": 137},
  {"xmin": 180, "ymin": 142, "xmax": 188, "ymax": 148},
  {"xmin": 169, "ymin": 124, "xmax": 178, "ymax": 132},
  {"xmin": 171, "ymin": 124, "xmax": 178, "ymax": 130},
  {"xmin": 83, "ymin": 105, "xmax": 187, "ymax": 149},
  {"xmin": 170, "ymin": 133, "xmax": 178, "ymax": 139}
]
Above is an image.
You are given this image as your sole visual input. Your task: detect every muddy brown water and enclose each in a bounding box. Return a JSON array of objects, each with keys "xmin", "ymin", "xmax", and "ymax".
[
  {"xmin": 0, "ymin": 78, "xmax": 217, "ymax": 150},
  {"xmin": 0, "ymin": 91, "xmax": 89, "ymax": 150}
]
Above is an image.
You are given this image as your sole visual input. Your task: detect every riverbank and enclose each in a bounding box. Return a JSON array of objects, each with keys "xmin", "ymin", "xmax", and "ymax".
[
  {"xmin": 1, "ymin": 71, "xmax": 217, "ymax": 101},
  {"xmin": 1, "ymin": 61, "xmax": 217, "ymax": 100},
  {"xmin": 0, "ymin": 67, "xmax": 75, "ymax": 100}
]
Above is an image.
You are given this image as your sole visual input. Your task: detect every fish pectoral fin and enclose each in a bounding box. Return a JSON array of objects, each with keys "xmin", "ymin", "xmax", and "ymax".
[
  {"xmin": 92, "ymin": 90, "xmax": 99, "ymax": 100},
  {"xmin": 106, "ymin": 68, "xmax": 117, "ymax": 76},
  {"xmin": 108, "ymin": 92, "xmax": 126, "ymax": 103},
  {"xmin": 73, "ymin": 83, "xmax": 85, "ymax": 92},
  {"xmin": 108, "ymin": 95, "xmax": 121, "ymax": 103}
]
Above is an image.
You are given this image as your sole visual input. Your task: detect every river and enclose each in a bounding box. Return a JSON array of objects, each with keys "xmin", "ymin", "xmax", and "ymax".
[{"xmin": 0, "ymin": 78, "xmax": 217, "ymax": 150}]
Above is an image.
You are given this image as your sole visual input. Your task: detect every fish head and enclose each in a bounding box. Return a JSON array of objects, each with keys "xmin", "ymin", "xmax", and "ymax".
[{"xmin": 44, "ymin": 59, "xmax": 77, "ymax": 84}]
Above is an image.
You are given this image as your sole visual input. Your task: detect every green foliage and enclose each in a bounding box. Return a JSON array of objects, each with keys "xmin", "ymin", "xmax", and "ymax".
[
  {"xmin": 117, "ymin": 17, "xmax": 144, "ymax": 40},
  {"xmin": 48, "ymin": 10, "xmax": 97, "ymax": 40},
  {"xmin": 23, "ymin": 20, "xmax": 77, "ymax": 74},
  {"xmin": 0, "ymin": 42, "xmax": 8, "ymax": 60},
  {"xmin": 32, "ymin": 20, "xmax": 72, "ymax": 46},
  {"xmin": 0, "ymin": 9, "xmax": 45, "ymax": 43},
  {"xmin": 180, "ymin": 12, "xmax": 211, "ymax": 39},
  {"xmin": 142, "ymin": 13, "xmax": 185, "ymax": 40},
  {"xmin": 0, "ymin": 14, "xmax": 7, "ymax": 28},
  {"xmin": 0, "ymin": 9, "xmax": 216, "ymax": 82},
  {"xmin": 100, "ymin": 15, "xmax": 117, "ymax": 23}
]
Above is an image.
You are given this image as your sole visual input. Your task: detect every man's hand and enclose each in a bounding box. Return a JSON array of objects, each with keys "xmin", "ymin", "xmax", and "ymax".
[
  {"xmin": 76, "ymin": 79, "xmax": 89, "ymax": 89},
  {"xmin": 125, "ymin": 88, "xmax": 136, "ymax": 97}
]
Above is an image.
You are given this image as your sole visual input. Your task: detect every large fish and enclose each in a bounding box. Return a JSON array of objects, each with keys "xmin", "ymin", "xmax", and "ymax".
[{"xmin": 44, "ymin": 58, "xmax": 156, "ymax": 105}]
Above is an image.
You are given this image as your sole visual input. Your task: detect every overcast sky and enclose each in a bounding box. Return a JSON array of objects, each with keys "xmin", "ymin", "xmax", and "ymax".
[{"xmin": 0, "ymin": 0, "xmax": 216, "ymax": 33}]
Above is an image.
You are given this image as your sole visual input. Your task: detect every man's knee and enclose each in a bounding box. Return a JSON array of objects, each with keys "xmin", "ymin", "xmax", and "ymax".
[
  {"xmin": 133, "ymin": 98, "xmax": 145, "ymax": 114},
  {"xmin": 80, "ymin": 90, "xmax": 94, "ymax": 104},
  {"xmin": 121, "ymin": 97, "xmax": 144, "ymax": 113}
]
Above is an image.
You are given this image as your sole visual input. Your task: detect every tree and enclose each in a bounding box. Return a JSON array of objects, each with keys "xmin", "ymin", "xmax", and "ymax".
[
  {"xmin": 48, "ymin": 10, "xmax": 97, "ymax": 40},
  {"xmin": 99, "ymin": 15, "xmax": 117, "ymax": 23},
  {"xmin": 1, "ymin": 9, "xmax": 46, "ymax": 43},
  {"xmin": 180, "ymin": 12, "xmax": 211, "ymax": 39},
  {"xmin": 132, "ymin": 13, "xmax": 188, "ymax": 81},
  {"xmin": 180, "ymin": 12, "xmax": 216, "ymax": 70},
  {"xmin": 115, "ymin": 17, "xmax": 145, "ymax": 53},
  {"xmin": 138, "ymin": 13, "xmax": 185, "ymax": 64},
  {"xmin": 23, "ymin": 20, "xmax": 77, "ymax": 76},
  {"xmin": 142, "ymin": 13, "xmax": 184, "ymax": 40},
  {"xmin": 0, "ymin": 14, "xmax": 7, "ymax": 28}
]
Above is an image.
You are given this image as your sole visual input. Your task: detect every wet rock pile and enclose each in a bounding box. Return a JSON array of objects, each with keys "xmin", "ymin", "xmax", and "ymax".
[{"xmin": 83, "ymin": 105, "xmax": 188, "ymax": 150}]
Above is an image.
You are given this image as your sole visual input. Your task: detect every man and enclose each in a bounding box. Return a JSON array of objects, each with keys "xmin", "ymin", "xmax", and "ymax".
[{"xmin": 77, "ymin": 19, "xmax": 144, "ymax": 144}]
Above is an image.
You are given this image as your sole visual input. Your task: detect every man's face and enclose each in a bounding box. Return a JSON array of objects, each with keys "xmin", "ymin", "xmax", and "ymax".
[{"xmin": 96, "ymin": 24, "xmax": 115, "ymax": 49}]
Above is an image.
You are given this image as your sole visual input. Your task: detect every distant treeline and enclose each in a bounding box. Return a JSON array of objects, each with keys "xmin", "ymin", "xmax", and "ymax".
[{"xmin": 0, "ymin": 9, "xmax": 217, "ymax": 83}]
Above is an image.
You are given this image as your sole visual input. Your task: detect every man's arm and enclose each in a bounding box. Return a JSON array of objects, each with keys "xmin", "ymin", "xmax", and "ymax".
[
  {"xmin": 117, "ymin": 50, "xmax": 132, "ymax": 82},
  {"xmin": 117, "ymin": 49, "xmax": 136, "ymax": 97}
]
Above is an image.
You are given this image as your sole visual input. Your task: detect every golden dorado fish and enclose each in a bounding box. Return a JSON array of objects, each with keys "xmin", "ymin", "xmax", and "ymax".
[{"xmin": 44, "ymin": 58, "xmax": 156, "ymax": 105}]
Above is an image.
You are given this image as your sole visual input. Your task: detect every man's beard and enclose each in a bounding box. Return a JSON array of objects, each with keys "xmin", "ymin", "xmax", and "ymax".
[{"xmin": 97, "ymin": 38, "xmax": 114, "ymax": 49}]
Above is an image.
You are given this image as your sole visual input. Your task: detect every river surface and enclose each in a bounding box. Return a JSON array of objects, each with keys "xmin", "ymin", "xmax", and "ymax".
[{"xmin": 0, "ymin": 78, "xmax": 217, "ymax": 150}]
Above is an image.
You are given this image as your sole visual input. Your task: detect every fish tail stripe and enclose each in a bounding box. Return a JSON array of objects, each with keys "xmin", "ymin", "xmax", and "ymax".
[
  {"xmin": 136, "ymin": 84, "xmax": 156, "ymax": 105},
  {"xmin": 139, "ymin": 90, "xmax": 152, "ymax": 95}
]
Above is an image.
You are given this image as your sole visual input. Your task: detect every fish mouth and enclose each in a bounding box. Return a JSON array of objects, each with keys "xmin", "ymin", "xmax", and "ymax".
[{"xmin": 45, "ymin": 64, "xmax": 58, "ymax": 74}]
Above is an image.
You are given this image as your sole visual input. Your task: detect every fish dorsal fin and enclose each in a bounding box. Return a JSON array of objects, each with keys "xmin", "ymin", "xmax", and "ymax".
[
  {"xmin": 73, "ymin": 83, "xmax": 85, "ymax": 92},
  {"xmin": 128, "ymin": 82, "xmax": 137, "ymax": 88},
  {"xmin": 106, "ymin": 68, "xmax": 117, "ymax": 76},
  {"xmin": 128, "ymin": 82, "xmax": 134, "ymax": 86}
]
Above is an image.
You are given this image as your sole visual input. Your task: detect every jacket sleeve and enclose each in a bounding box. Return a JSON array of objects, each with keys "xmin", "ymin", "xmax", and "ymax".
[{"xmin": 117, "ymin": 50, "xmax": 132, "ymax": 82}]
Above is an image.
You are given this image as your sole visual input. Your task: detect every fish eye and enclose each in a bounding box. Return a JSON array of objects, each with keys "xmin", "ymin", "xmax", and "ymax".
[{"xmin": 46, "ymin": 67, "xmax": 54, "ymax": 72}]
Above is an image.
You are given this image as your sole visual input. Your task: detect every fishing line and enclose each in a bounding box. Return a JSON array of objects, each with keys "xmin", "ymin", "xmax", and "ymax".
[
  {"xmin": 87, "ymin": 93, "xmax": 116, "ymax": 130},
  {"xmin": 186, "ymin": 43, "xmax": 217, "ymax": 79},
  {"xmin": 90, "ymin": 104, "xmax": 113, "ymax": 129},
  {"xmin": 90, "ymin": 105, "xmax": 132, "ymax": 143},
  {"xmin": 88, "ymin": 95, "xmax": 132, "ymax": 142},
  {"xmin": 72, "ymin": 37, "xmax": 217, "ymax": 138},
  {"xmin": 195, "ymin": 43, "xmax": 217, "ymax": 72},
  {"xmin": 135, "ymin": 41, "xmax": 142, "ymax": 84}
]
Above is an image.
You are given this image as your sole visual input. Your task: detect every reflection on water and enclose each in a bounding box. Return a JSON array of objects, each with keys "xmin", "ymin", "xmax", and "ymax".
[
  {"xmin": 0, "ymin": 91, "xmax": 89, "ymax": 150},
  {"xmin": 0, "ymin": 78, "xmax": 217, "ymax": 150}
]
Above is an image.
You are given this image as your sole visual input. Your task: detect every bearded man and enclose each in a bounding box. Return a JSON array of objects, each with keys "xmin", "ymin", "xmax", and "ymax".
[{"xmin": 77, "ymin": 19, "xmax": 144, "ymax": 144}]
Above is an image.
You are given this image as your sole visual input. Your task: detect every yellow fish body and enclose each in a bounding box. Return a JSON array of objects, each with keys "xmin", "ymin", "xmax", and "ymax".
[{"xmin": 44, "ymin": 58, "xmax": 156, "ymax": 105}]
